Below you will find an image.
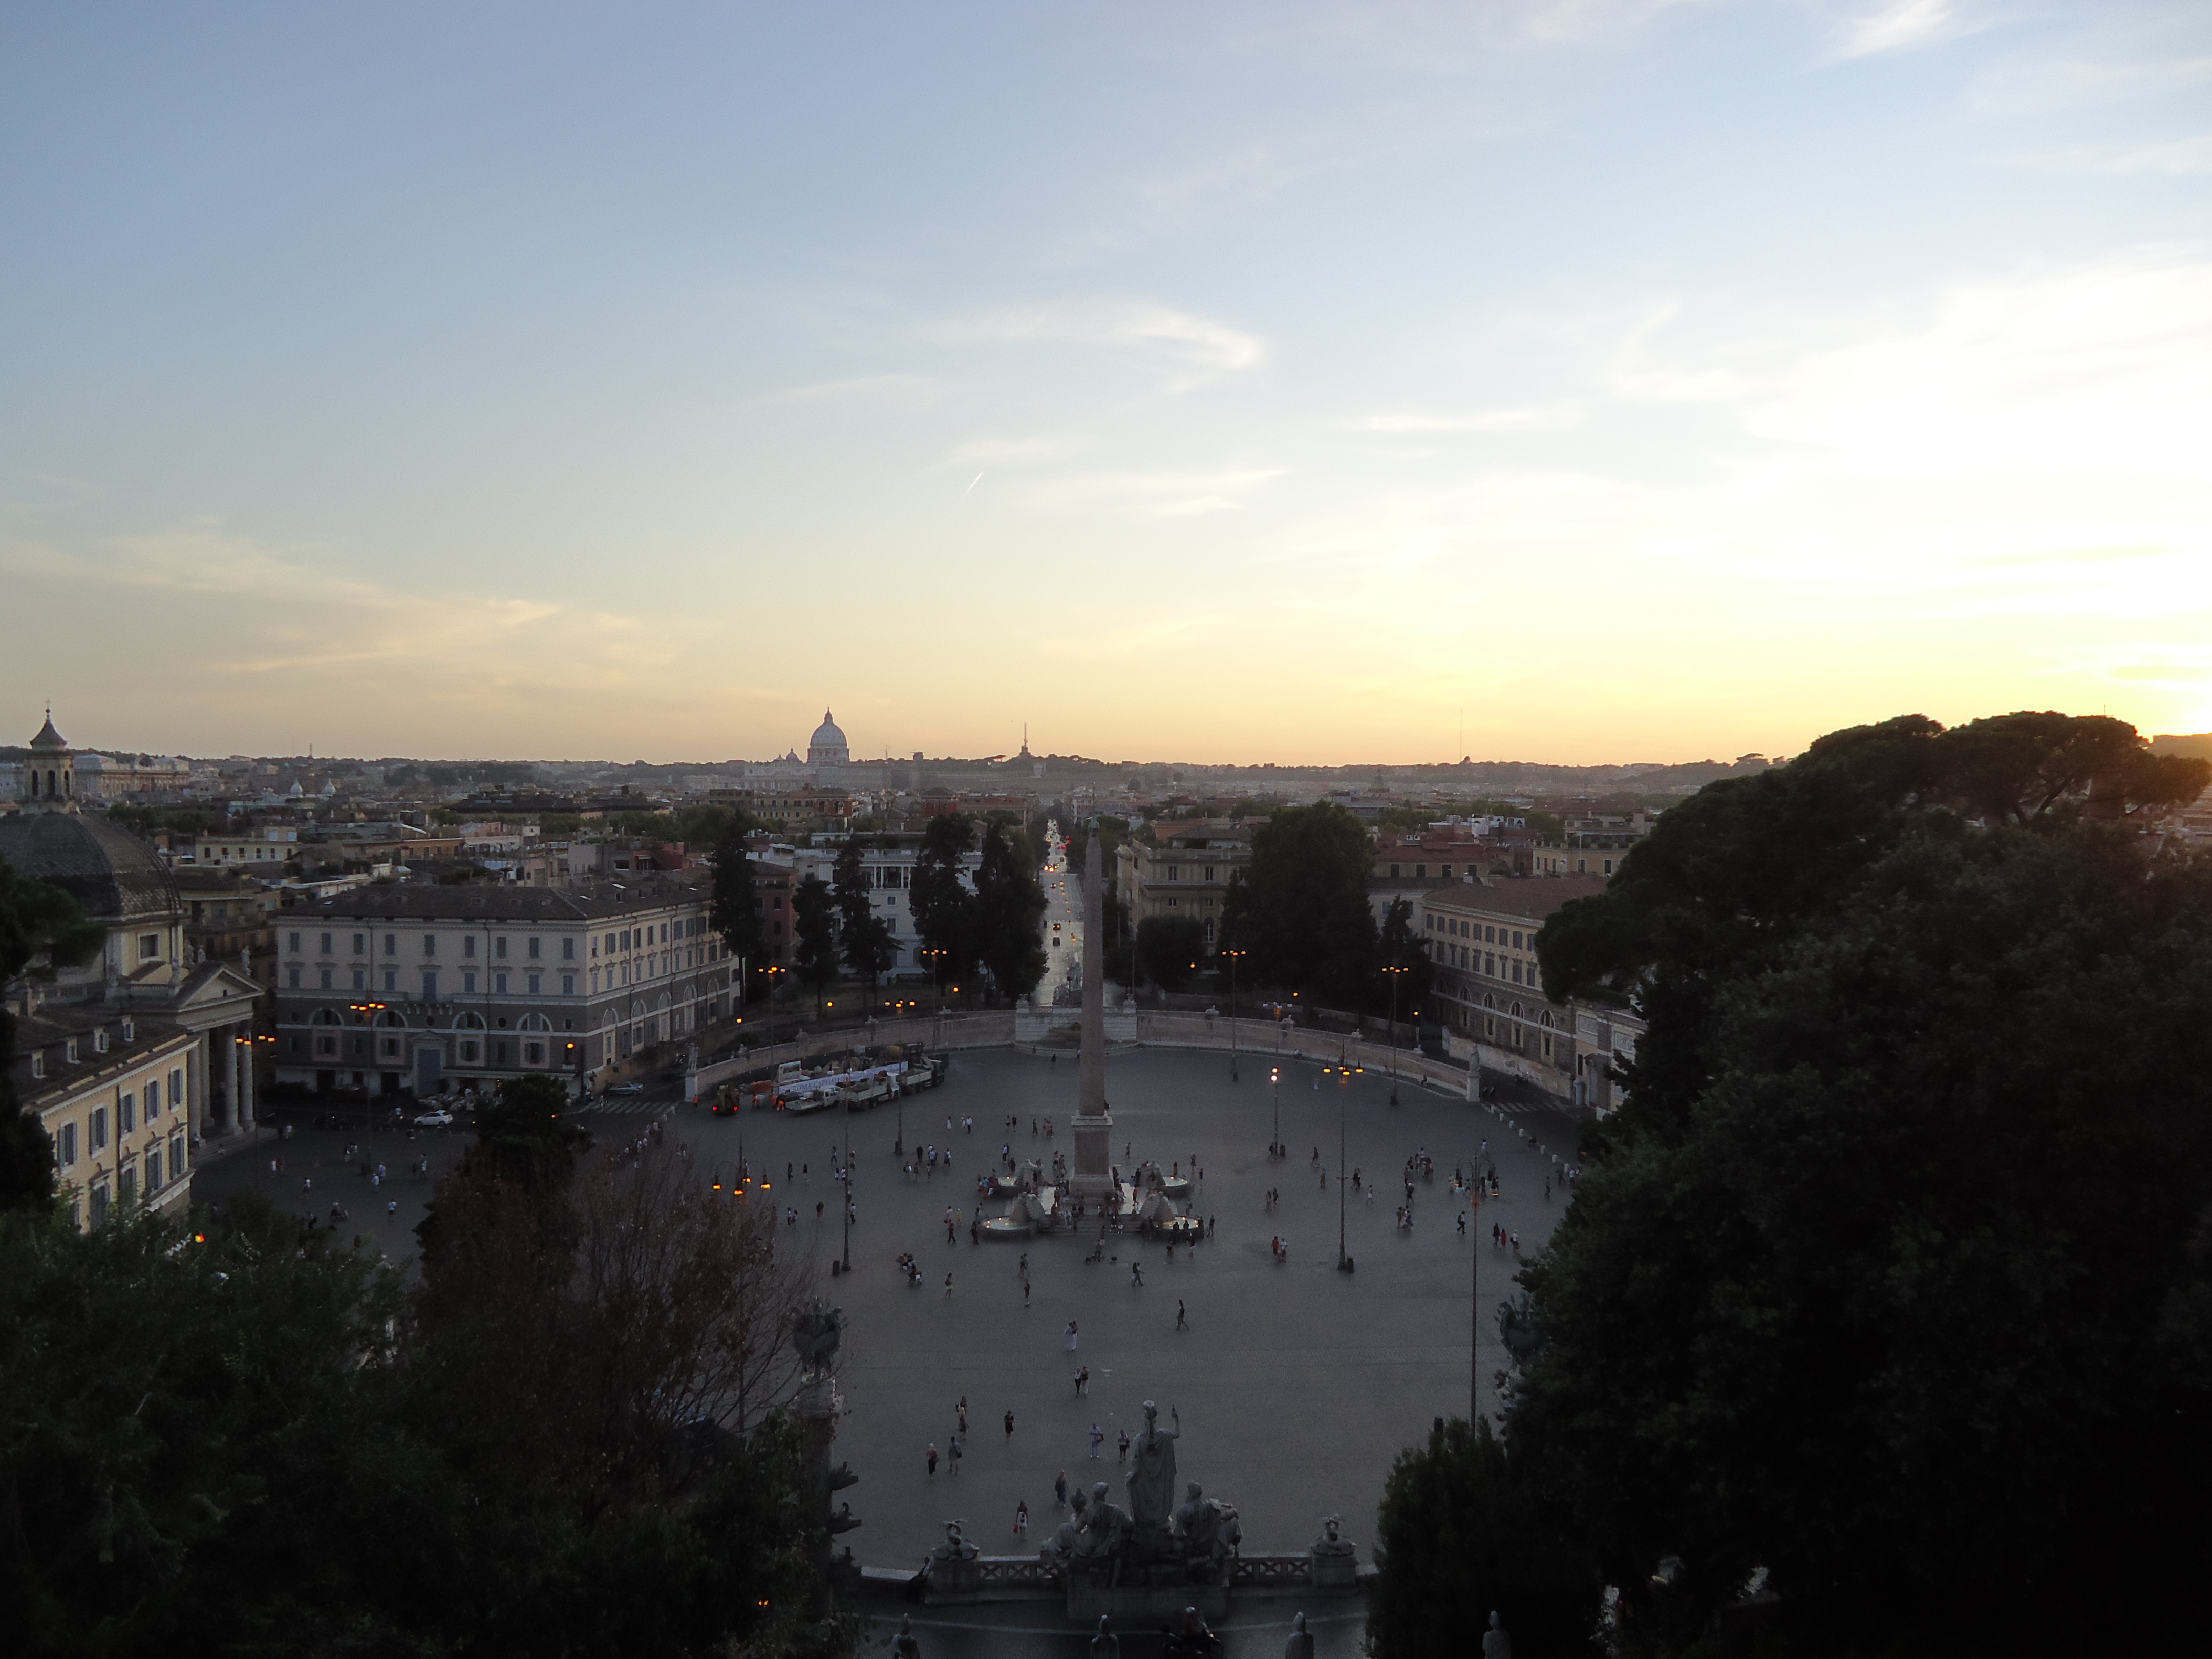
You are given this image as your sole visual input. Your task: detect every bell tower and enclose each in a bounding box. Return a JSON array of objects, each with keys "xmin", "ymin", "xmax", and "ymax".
[{"xmin": 22, "ymin": 709, "xmax": 77, "ymax": 813}]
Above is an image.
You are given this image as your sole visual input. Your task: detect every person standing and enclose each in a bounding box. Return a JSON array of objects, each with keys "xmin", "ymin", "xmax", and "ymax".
[
  {"xmin": 1116, "ymin": 1427, "xmax": 1130, "ymax": 1465},
  {"xmin": 926, "ymin": 1442, "xmax": 939, "ymax": 1477},
  {"xmin": 1089, "ymin": 1423, "xmax": 1105, "ymax": 1459},
  {"xmin": 949, "ymin": 1435, "xmax": 963, "ymax": 1476},
  {"xmin": 1055, "ymin": 1469, "xmax": 1069, "ymax": 1507},
  {"xmin": 1175, "ymin": 1299, "xmax": 1188, "ymax": 1332},
  {"xmin": 1013, "ymin": 1500, "xmax": 1029, "ymax": 1538},
  {"xmin": 958, "ymin": 1397, "xmax": 969, "ymax": 1434},
  {"xmin": 1066, "ymin": 1319, "xmax": 1079, "ymax": 1352},
  {"xmin": 1004, "ymin": 1408, "xmax": 1015, "ymax": 1442}
]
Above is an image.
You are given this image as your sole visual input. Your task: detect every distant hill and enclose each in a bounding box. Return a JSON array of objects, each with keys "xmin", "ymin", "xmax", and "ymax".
[{"xmin": 2152, "ymin": 733, "xmax": 2212, "ymax": 760}]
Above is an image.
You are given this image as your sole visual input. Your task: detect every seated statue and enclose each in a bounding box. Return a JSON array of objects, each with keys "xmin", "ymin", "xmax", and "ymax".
[
  {"xmin": 1173, "ymin": 1481, "xmax": 1240, "ymax": 1572},
  {"xmin": 1309, "ymin": 1513, "xmax": 1357, "ymax": 1588},
  {"xmin": 1041, "ymin": 1491, "xmax": 1090, "ymax": 1566},
  {"xmin": 1312, "ymin": 1514, "xmax": 1355, "ymax": 1558},
  {"xmin": 1077, "ymin": 1481, "xmax": 1132, "ymax": 1561},
  {"xmin": 930, "ymin": 1521, "xmax": 979, "ymax": 1564}
]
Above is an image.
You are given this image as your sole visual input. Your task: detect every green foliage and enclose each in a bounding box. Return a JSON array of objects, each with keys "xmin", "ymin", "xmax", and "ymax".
[
  {"xmin": 1135, "ymin": 915, "xmax": 1209, "ymax": 991},
  {"xmin": 974, "ymin": 821, "xmax": 1047, "ymax": 1002},
  {"xmin": 1370, "ymin": 1416, "xmax": 1603, "ymax": 1659},
  {"xmin": 832, "ymin": 839, "xmax": 898, "ymax": 994},
  {"xmin": 709, "ymin": 827, "xmax": 766, "ymax": 973},
  {"xmin": 1219, "ymin": 802, "xmax": 1378, "ymax": 1008},
  {"xmin": 0, "ymin": 1167, "xmax": 852, "ymax": 1659},
  {"xmin": 1377, "ymin": 895, "xmax": 1433, "ymax": 1022},
  {"xmin": 912, "ymin": 815, "xmax": 980, "ymax": 990},
  {"xmin": 467, "ymin": 1073, "xmax": 591, "ymax": 1192},
  {"xmin": 791, "ymin": 876, "xmax": 841, "ymax": 1015},
  {"xmin": 538, "ymin": 811, "xmax": 586, "ymax": 836},
  {"xmin": 1507, "ymin": 712, "xmax": 2212, "ymax": 1655},
  {"xmin": 0, "ymin": 862, "xmax": 106, "ymax": 1213}
]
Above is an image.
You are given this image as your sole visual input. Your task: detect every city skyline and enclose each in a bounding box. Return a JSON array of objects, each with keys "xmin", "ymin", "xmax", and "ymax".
[{"xmin": 4, "ymin": 2, "xmax": 2209, "ymax": 763}]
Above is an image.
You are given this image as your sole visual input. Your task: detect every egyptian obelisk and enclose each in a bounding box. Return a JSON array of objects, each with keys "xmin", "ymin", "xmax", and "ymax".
[{"xmin": 1069, "ymin": 824, "xmax": 1114, "ymax": 1199}]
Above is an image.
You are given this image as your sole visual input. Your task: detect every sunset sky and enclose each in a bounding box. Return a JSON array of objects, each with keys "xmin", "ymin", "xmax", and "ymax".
[{"xmin": 4, "ymin": 1, "xmax": 2208, "ymax": 765}]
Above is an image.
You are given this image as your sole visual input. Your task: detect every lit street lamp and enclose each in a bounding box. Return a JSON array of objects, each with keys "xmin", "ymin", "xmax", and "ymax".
[
  {"xmin": 1269, "ymin": 1064, "xmax": 1282, "ymax": 1159},
  {"xmin": 1222, "ymin": 947, "xmax": 1247, "ymax": 1082}
]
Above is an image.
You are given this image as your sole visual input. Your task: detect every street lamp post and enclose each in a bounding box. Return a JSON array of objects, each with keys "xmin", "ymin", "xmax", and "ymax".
[
  {"xmin": 1269, "ymin": 1064, "xmax": 1281, "ymax": 1158},
  {"xmin": 1330, "ymin": 1065, "xmax": 1355, "ymax": 1272},
  {"xmin": 841, "ymin": 1112, "xmax": 853, "ymax": 1273},
  {"xmin": 1382, "ymin": 965, "xmax": 1407, "ymax": 1105},
  {"xmin": 1223, "ymin": 948, "xmax": 1246, "ymax": 1082}
]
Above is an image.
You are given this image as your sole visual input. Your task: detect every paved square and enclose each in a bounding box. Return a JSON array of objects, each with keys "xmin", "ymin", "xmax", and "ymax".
[{"xmin": 193, "ymin": 1042, "xmax": 1579, "ymax": 1650}]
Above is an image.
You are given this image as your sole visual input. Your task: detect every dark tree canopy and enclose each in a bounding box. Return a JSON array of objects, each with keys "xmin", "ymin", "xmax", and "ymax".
[
  {"xmin": 707, "ymin": 827, "xmax": 764, "ymax": 975},
  {"xmin": 0, "ymin": 860, "xmax": 105, "ymax": 1213},
  {"xmin": 1438, "ymin": 712, "xmax": 2212, "ymax": 1656},
  {"xmin": 910, "ymin": 814, "xmax": 980, "ymax": 990},
  {"xmin": 974, "ymin": 821, "xmax": 1047, "ymax": 1002},
  {"xmin": 832, "ymin": 838, "xmax": 898, "ymax": 998},
  {"xmin": 1219, "ymin": 802, "xmax": 1378, "ymax": 1008},
  {"xmin": 790, "ymin": 876, "xmax": 840, "ymax": 1016},
  {"xmin": 1135, "ymin": 914, "xmax": 1209, "ymax": 992}
]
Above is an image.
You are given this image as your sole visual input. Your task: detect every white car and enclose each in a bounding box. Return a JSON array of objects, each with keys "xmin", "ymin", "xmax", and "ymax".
[
  {"xmin": 608, "ymin": 1081, "xmax": 646, "ymax": 1096},
  {"xmin": 413, "ymin": 1109, "xmax": 456, "ymax": 1128}
]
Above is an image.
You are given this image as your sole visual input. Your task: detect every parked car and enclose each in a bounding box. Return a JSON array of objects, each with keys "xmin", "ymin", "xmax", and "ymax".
[
  {"xmin": 413, "ymin": 1109, "xmax": 456, "ymax": 1128},
  {"xmin": 609, "ymin": 1081, "xmax": 646, "ymax": 1095}
]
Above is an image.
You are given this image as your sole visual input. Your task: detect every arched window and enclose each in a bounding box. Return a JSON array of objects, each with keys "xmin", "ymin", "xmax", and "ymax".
[
  {"xmin": 519, "ymin": 1013, "xmax": 551, "ymax": 1033},
  {"xmin": 313, "ymin": 1008, "xmax": 343, "ymax": 1027},
  {"xmin": 452, "ymin": 1012, "xmax": 487, "ymax": 1032},
  {"xmin": 375, "ymin": 1009, "xmax": 408, "ymax": 1029}
]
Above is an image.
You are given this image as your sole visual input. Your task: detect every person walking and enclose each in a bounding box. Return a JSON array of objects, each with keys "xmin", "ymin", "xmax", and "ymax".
[
  {"xmin": 948, "ymin": 1434, "xmax": 962, "ymax": 1475},
  {"xmin": 1089, "ymin": 1423, "xmax": 1105, "ymax": 1459},
  {"xmin": 1175, "ymin": 1299, "xmax": 1188, "ymax": 1332},
  {"xmin": 1116, "ymin": 1428, "xmax": 1130, "ymax": 1465},
  {"xmin": 945, "ymin": 1272, "xmax": 954, "ymax": 1295},
  {"xmin": 1004, "ymin": 1408, "xmax": 1015, "ymax": 1442},
  {"xmin": 1130, "ymin": 1260, "xmax": 1143, "ymax": 1288},
  {"xmin": 1055, "ymin": 1469, "xmax": 1069, "ymax": 1508},
  {"xmin": 1014, "ymin": 1500, "xmax": 1029, "ymax": 1539},
  {"xmin": 1065, "ymin": 1319, "xmax": 1079, "ymax": 1352},
  {"xmin": 926, "ymin": 1442, "xmax": 939, "ymax": 1476},
  {"xmin": 958, "ymin": 1397, "xmax": 969, "ymax": 1434},
  {"xmin": 1076, "ymin": 1364, "xmax": 1090, "ymax": 1395}
]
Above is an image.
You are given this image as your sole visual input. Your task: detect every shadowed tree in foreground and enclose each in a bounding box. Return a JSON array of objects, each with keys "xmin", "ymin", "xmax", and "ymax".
[{"xmin": 1373, "ymin": 713, "xmax": 2212, "ymax": 1658}]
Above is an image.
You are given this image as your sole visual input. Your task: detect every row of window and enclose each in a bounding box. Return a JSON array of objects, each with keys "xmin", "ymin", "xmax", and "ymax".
[
  {"xmin": 289, "ymin": 929, "xmax": 579, "ymax": 962},
  {"xmin": 1427, "ymin": 914, "xmax": 1528, "ymax": 950},
  {"xmin": 51, "ymin": 1068, "xmax": 185, "ymax": 1167},
  {"xmin": 291, "ymin": 964, "xmax": 579, "ymax": 995},
  {"xmin": 78, "ymin": 1135, "xmax": 187, "ymax": 1226}
]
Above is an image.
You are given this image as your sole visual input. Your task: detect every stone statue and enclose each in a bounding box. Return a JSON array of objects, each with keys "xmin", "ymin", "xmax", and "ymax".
[
  {"xmin": 930, "ymin": 1521, "xmax": 979, "ymax": 1564},
  {"xmin": 1310, "ymin": 1513, "xmax": 1358, "ymax": 1588},
  {"xmin": 1041, "ymin": 1490, "xmax": 1089, "ymax": 1566},
  {"xmin": 1078, "ymin": 1481, "xmax": 1131, "ymax": 1560},
  {"xmin": 1173, "ymin": 1480, "xmax": 1240, "ymax": 1574},
  {"xmin": 790, "ymin": 1299, "xmax": 844, "ymax": 1371},
  {"xmin": 1089, "ymin": 1613, "xmax": 1119, "ymax": 1657},
  {"xmin": 1284, "ymin": 1611, "xmax": 1315, "ymax": 1659},
  {"xmin": 891, "ymin": 1613, "xmax": 922, "ymax": 1658},
  {"xmin": 1124, "ymin": 1400, "xmax": 1180, "ymax": 1529},
  {"xmin": 1482, "ymin": 1610, "xmax": 1512, "ymax": 1659}
]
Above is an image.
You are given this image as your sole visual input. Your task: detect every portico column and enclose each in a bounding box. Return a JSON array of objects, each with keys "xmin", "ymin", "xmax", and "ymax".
[
  {"xmin": 238, "ymin": 1022, "xmax": 257, "ymax": 1132},
  {"xmin": 190, "ymin": 1037, "xmax": 211, "ymax": 1136},
  {"xmin": 220, "ymin": 1026, "xmax": 239, "ymax": 1134}
]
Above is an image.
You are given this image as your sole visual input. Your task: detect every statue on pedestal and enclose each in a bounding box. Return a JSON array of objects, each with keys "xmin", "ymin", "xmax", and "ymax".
[
  {"xmin": 1173, "ymin": 1480, "xmax": 1241, "ymax": 1578},
  {"xmin": 1310, "ymin": 1514, "xmax": 1358, "ymax": 1588},
  {"xmin": 1124, "ymin": 1401, "xmax": 1180, "ymax": 1530}
]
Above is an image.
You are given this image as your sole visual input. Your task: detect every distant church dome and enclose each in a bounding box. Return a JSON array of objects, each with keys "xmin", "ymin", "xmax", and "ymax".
[
  {"xmin": 0, "ymin": 811, "xmax": 179, "ymax": 925},
  {"xmin": 806, "ymin": 710, "xmax": 850, "ymax": 769}
]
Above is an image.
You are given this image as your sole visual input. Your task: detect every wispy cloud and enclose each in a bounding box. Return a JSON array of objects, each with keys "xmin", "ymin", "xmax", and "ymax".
[
  {"xmin": 1832, "ymin": 1, "xmax": 1970, "ymax": 61},
  {"xmin": 1018, "ymin": 466, "xmax": 1285, "ymax": 518},
  {"xmin": 945, "ymin": 299, "xmax": 1270, "ymax": 391},
  {"xmin": 1345, "ymin": 406, "xmax": 1579, "ymax": 433}
]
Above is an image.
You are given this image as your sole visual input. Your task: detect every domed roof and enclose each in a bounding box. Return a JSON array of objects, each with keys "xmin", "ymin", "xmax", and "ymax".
[
  {"xmin": 0, "ymin": 811, "xmax": 179, "ymax": 924},
  {"xmin": 29, "ymin": 711, "xmax": 68, "ymax": 751},
  {"xmin": 810, "ymin": 710, "xmax": 848, "ymax": 750}
]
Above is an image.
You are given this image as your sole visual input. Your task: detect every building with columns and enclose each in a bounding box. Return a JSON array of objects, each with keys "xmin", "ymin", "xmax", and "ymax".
[{"xmin": 1, "ymin": 713, "xmax": 265, "ymax": 1226}]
